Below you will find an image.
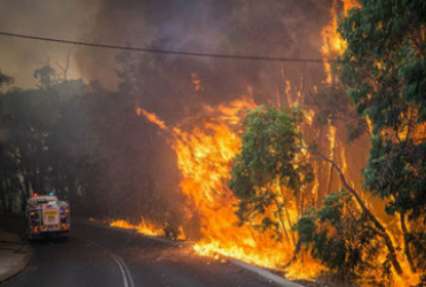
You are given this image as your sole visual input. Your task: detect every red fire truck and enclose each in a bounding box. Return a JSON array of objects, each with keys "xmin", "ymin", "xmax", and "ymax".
[{"xmin": 26, "ymin": 194, "xmax": 70, "ymax": 240}]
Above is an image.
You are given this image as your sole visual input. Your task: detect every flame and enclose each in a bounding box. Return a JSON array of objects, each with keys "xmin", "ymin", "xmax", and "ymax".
[
  {"xmin": 174, "ymin": 98, "xmax": 288, "ymax": 269},
  {"xmin": 327, "ymin": 123, "xmax": 337, "ymax": 159},
  {"xmin": 321, "ymin": 0, "xmax": 360, "ymax": 83},
  {"xmin": 133, "ymin": 98, "xmax": 324, "ymax": 279},
  {"xmin": 318, "ymin": 2, "xmax": 423, "ymax": 284},
  {"xmin": 413, "ymin": 122, "xmax": 426, "ymax": 144},
  {"xmin": 110, "ymin": 1, "xmax": 424, "ymax": 284},
  {"xmin": 110, "ymin": 218, "xmax": 165, "ymax": 237},
  {"xmin": 131, "ymin": 97, "xmax": 421, "ymax": 284},
  {"xmin": 136, "ymin": 107, "xmax": 167, "ymax": 130},
  {"xmin": 174, "ymin": 99, "xmax": 320, "ymax": 277}
]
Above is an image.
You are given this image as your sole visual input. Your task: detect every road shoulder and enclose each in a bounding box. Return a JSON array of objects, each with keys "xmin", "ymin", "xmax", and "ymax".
[{"xmin": 0, "ymin": 230, "xmax": 31, "ymax": 283}]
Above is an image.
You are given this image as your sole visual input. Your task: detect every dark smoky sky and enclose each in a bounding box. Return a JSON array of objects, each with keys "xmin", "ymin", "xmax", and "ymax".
[
  {"xmin": 0, "ymin": 0, "xmax": 331, "ymax": 92},
  {"xmin": 0, "ymin": 0, "xmax": 100, "ymax": 87},
  {"xmin": 78, "ymin": 0, "xmax": 331, "ymax": 91},
  {"xmin": 78, "ymin": 0, "xmax": 333, "ymax": 125}
]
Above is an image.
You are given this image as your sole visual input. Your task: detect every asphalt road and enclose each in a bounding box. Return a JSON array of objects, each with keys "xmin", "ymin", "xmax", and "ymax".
[{"xmin": 2, "ymin": 222, "xmax": 286, "ymax": 287}]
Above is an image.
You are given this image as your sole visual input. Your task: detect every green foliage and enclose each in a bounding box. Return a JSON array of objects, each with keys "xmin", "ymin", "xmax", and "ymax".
[
  {"xmin": 230, "ymin": 106, "xmax": 313, "ymax": 234},
  {"xmin": 342, "ymin": 0, "xmax": 426, "ymax": 214},
  {"xmin": 364, "ymin": 138, "xmax": 426, "ymax": 218},
  {"xmin": 339, "ymin": 0, "xmax": 426, "ymax": 273},
  {"xmin": 294, "ymin": 191, "xmax": 384, "ymax": 281},
  {"xmin": 339, "ymin": 0, "xmax": 426, "ymax": 131}
]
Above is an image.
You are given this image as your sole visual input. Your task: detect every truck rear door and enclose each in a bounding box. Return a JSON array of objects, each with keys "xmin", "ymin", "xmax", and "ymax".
[{"xmin": 42, "ymin": 205, "xmax": 60, "ymax": 231}]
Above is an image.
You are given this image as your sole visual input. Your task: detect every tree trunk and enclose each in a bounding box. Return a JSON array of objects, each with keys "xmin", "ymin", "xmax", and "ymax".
[
  {"xmin": 284, "ymin": 205, "xmax": 296, "ymax": 245},
  {"xmin": 272, "ymin": 197, "xmax": 293, "ymax": 246},
  {"xmin": 400, "ymin": 212, "xmax": 416, "ymax": 272},
  {"xmin": 315, "ymin": 152, "xmax": 404, "ymax": 275}
]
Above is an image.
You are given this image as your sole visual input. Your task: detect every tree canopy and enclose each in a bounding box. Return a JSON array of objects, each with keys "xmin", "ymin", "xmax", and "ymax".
[
  {"xmin": 230, "ymin": 106, "xmax": 313, "ymax": 240},
  {"xmin": 339, "ymin": 0, "xmax": 426, "ymax": 219}
]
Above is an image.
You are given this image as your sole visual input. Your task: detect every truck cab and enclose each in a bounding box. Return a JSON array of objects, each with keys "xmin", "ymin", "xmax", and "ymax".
[{"xmin": 26, "ymin": 194, "xmax": 70, "ymax": 240}]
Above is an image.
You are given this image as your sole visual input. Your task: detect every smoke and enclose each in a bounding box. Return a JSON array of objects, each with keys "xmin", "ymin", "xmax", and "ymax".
[
  {"xmin": 73, "ymin": 0, "xmax": 337, "ymax": 225},
  {"xmin": 75, "ymin": 0, "xmax": 331, "ymax": 99},
  {"xmin": 0, "ymin": 1, "xmax": 332, "ymax": 96},
  {"xmin": 1, "ymin": 1, "xmax": 340, "ymax": 225},
  {"xmin": 0, "ymin": 0, "xmax": 100, "ymax": 87},
  {"xmin": 0, "ymin": 1, "xmax": 333, "ymax": 103}
]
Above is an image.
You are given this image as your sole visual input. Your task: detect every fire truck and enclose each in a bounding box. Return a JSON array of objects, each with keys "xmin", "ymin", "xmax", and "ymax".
[{"xmin": 26, "ymin": 194, "xmax": 70, "ymax": 240}]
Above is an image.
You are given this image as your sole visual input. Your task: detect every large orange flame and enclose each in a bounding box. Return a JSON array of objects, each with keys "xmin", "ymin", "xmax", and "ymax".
[
  {"xmin": 321, "ymin": 0, "xmax": 360, "ymax": 83},
  {"xmin": 120, "ymin": 96, "xmax": 421, "ymax": 285},
  {"xmin": 109, "ymin": 1, "xmax": 423, "ymax": 285},
  {"xmin": 320, "ymin": 2, "xmax": 422, "ymax": 285},
  {"xmin": 174, "ymin": 99, "xmax": 289, "ymax": 269},
  {"xmin": 131, "ymin": 98, "xmax": 325, "ymax": 280}
]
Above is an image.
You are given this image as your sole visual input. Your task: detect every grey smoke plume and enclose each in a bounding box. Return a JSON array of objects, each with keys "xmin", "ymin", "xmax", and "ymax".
[
  {"xmin": 76, "ymin": 0, "xmax": 332, "ymax": 120},
  {"xmin": 0, "ymin": 1, "xmax": 332, "ymax": 95}
]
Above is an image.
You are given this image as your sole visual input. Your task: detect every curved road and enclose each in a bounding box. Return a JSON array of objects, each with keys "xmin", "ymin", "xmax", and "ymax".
[{"xmin": 3, "ymin": 222, "xmax": 289, "ymax": 287}]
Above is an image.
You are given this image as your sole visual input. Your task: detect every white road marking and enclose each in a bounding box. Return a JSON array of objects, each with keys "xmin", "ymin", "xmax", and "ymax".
[
  {"xmin": 114, "ymin": 254, "xmax": 135, "ymax": 287},
  {"xmin": 111, "ymin": 254, "xmax": 130, "ymax": 287},
  {"xmin": 85, "ymin": 239, "xmax": 135, "ymax": 287}
]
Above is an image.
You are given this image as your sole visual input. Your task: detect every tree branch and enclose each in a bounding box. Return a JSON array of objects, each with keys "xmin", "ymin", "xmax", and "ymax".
[{"xmin": 311, "ymin": 149, "xmax": 404, "ymax": 275}]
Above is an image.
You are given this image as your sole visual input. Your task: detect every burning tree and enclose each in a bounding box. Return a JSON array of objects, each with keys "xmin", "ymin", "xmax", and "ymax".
[
  {"xmin": 88, "ymin": 0, "xmax": 425, "ymax": 285},
  {"xmin": 229, "ymin": 1, "xmax": 426, "ymax": 285},
  {"xmin": 229, "ymin": 106, "xmax": 313, "ymax": 246},
  {"xmin": 133, "ymin": 98, "xmax": 325, "ymax": 278},
  {"xmin": 229, "ymin": 102, "xmax": 423, "ymax": 285},
  {"xmin": 338, "ymin": 0, "xmax": 426, "ymax": 283}
]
